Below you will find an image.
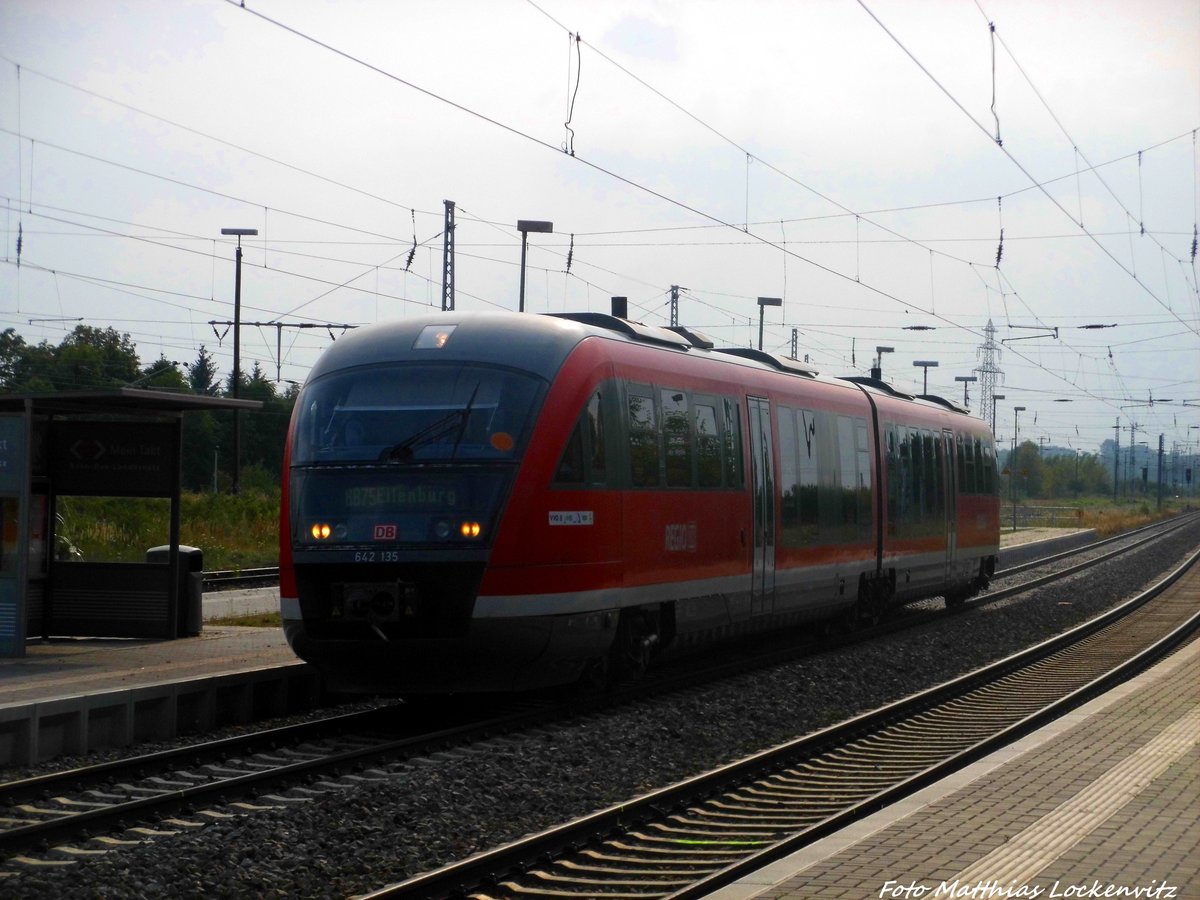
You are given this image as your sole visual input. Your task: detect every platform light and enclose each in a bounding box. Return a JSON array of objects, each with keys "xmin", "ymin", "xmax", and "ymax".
[
  {"xmin": 913, "ymin": 360, "xmax": 939, "ymax": 395},
  {"xmin": 221, "ymin": 226, "xmax": 258, "ymax": 495},
  {"xmin": 517, "ymin": 219, "xmax": 553, "ymax": 313},
  {"xmin": 757, "ymin": 296, "xmax": 782, "ymax": 351},
  {"xmin": 871, "ymin": 346, "xmax": 894, "ymax": 380}
]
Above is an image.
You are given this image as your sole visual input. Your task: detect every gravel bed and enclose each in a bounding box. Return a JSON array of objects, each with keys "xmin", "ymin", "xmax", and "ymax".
[{"xmin": 7, "ymin": 521, "xmax": 1198, "ymax": 899}]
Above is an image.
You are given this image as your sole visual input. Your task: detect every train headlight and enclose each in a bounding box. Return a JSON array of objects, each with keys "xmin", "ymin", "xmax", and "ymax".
[
  {"xmin": 434, "ymin": 520, "xmax": 451, "ymax": 539},
  {"xmin": 460, "ymin": 521, "xmax": 482, "ymax": 538},
  {"xmin": 310, "ymin": 522, "xmax": 332, "ymax": 540}
]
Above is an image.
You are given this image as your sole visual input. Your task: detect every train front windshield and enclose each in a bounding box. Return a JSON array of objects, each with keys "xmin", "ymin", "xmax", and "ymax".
[{"xmin": 290, "ymin": 363, "xmax": 545, "ymax": 549}]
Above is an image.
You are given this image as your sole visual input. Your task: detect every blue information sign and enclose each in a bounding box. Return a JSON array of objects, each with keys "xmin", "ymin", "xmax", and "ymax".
[{"xmin": 0, "ymin": 413, "xmax": 28, "ymax": 656}]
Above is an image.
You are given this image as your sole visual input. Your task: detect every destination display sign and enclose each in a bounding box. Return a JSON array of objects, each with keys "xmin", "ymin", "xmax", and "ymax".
[{"xmin": 51, "ymin": 421, "xmax": 177, "ymax": 496}]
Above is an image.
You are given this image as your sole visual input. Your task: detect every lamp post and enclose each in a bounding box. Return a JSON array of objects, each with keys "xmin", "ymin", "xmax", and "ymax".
[
  {"xmin": 1011, "ymin": 405, "xmax": 1025, "ymax": 531},
  {"xmin": 221, "ymin": 227, "xmax": 258, "ymax": 495},
  {"xmin": 955, "ymin": 375, "xmax": 978, "ymax": 410},
  {"xmin": 913, "ymin": 360, "xmax": 938, "ymax": 395},
  {"xmin": 516, "ymin": 219, "xmax": 553, "ymax": 312},
  {"xmin": 992, "ymin": 393, "xmax": 1005, "ymax": 437},
  {"xmin": 757, "ymin": 296, "xmax": 782, "ymax": 350},
  {"xmin": 871, "ymin": 346, "xmax": 894, "ymax": 380}
]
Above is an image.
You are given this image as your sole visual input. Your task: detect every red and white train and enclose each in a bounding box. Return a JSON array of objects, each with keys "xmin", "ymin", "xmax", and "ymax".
[{"xmin": 279, "ymin": 311, "xmax": 1000, "ymax": 693}]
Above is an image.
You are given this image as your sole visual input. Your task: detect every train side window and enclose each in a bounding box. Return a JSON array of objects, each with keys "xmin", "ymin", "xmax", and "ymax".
[
  {"xmin": 553, "ymin": 389, "xmax": 609, "ymax": 487},
  {"xmin": 907, "ymin": 427, "xmax": 922, "ymax": 523},
  {"xmin": 923, "ymin": 430, "xmax": 938, "ymax": 521},
  {"xmin": 969, "ymin": 434, "xmax": 979, "ymax": 496},
  {"xmin": 885, "ymin": 424, "xmax": 899, "ymax": 531},
  {"xmin": 797, "ymin": 409, "xmax": 820, "ymax": 541},
  {"xmin": 815, "ymin": 410, "xmax": 840, "ymax": 537},
  {"xmin": 932, "ymin": 431, "xmax": 945, "ymax": 521},
  {"xmin": 662, "ymin": 389, "xmax": 692, "ymax": 488},
  {"xmin": 723, "ymin": 397, "xmax": 743, "ymax": 488},
  {"xmin": 855, "ymin": 418, "xmax": 871, "ymax": 536},
  {"xmin": 963, "ymin": 435, "xmax": 978, "ymax": 494},
  {"xmin": 982, "ymin": 438, "xmax": 995, "ymax": 494},
  {"xmin": 553, "ymin": 420, "xmax": 586, "ymax": 485},
  {"xmin": 587, "ymin": 391, "xmax": 607, "ymax": 484},
  {"xmin": 627, "ymin": 387, "xmax": 660, "ymax": 488},
  {"xmin": 956, "ymin": 434, "xmax": 967, "ymax": 492},
  {"xmin": 695, "ymin": 401, "xmax": 722, "ymax": 488},
  {"xmin": 778, "ymin": 406, "xmax": 799, "ymax": 543},
  {"xmin": 837, "ymin": 415, "xmax": 858, "ymax": 538}
]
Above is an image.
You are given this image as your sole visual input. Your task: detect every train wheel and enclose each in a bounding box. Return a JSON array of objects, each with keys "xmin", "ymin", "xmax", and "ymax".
[
  {"xmin": 610, "ymin": 609, "xmax": 657, "ymax": 681},
  {"xmin": 944, "ymin": 588, "xmax": 968, "ymax": 609},
  {"xmin": 576, "ymin": 655, "xmax": 611, "ymax": 694},
  {"xmin": 854, "ymin": 576, "xmax": 889, "ymax": 628}
]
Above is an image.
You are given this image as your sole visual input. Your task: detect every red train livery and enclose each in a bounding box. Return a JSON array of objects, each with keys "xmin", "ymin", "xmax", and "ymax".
[{"xmin": 279, "ymin": 311, "xmax": 1000, "ymax": 693}]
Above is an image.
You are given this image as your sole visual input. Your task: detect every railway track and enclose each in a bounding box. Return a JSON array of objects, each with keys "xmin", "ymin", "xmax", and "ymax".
[
  {"xmin": 201, "ymin": 566, "xmax": 279, "ymax": 591},
  {"xmin": 373, "ymin": 544, "xmax": 1200, "ymax": 899},
  {"xmin": 0, "ymin": 698, "xmax": 559, "ymax": 867},
  {"xmin": 0, "ymin": 515, "xmax": 1193, "ymax": 878}
]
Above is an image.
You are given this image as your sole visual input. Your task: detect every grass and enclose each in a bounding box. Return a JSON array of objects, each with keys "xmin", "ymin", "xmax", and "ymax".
[
  {"xmin": 56, "ymin": 490, "xmax": 279, "ymax": 570},
  {"xmin": 1008, "ymin": 496, "xmax": 1192, "ymax": 537},
  {"xmin": 208, "ymin": 611, "xmax": 282, "ymax": 628},
  {"xmin": 1076, "ymin": 503, "xmax": 1183, "ymax": 537}
]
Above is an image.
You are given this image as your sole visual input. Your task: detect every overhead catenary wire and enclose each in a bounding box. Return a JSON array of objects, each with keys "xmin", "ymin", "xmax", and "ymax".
[{"xmin": 7, "ymin": 4, "xmax": 1190, "ymax": 448}]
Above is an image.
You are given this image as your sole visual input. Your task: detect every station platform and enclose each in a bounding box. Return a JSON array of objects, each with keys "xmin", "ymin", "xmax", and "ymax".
[
  {"xmin": 0, "ymin": 587, "xmax": 315, "ymax": 766},
  {"xmin": 711, "ymin": 629, "xmax": 1200, "ymax": 899}
]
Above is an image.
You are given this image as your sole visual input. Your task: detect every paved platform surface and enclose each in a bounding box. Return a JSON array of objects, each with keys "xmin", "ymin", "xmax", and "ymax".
[
  {"xmin": 0, "ymin": 587, "xmax": 289, "ymax": 707},
  {"xmin": 711, "ymin": 631, "xmax": 1200, "ymax": 899}
]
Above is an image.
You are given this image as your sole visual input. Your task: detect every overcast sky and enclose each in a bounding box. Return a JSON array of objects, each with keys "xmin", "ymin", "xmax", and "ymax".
[{"xmin": 1, "ymin": 0, "xmax": 1197, "ymax": 457}]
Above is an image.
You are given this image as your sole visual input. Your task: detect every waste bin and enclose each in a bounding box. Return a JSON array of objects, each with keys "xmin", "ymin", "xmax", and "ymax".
[{"xmin": 146, "ymin": 545, "xmax": 204, "ymax": 637}]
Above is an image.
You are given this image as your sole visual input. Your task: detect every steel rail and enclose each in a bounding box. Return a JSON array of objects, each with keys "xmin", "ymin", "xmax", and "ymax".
[{"xmin": 0, "ymin": 701, "xmax": 552, "ymax": 859}]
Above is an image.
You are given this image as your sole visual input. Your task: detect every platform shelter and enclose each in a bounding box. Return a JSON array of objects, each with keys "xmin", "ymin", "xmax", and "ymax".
[{"xmin": 0, "ymin": 388, "xmax": 262, "ymax": 657}]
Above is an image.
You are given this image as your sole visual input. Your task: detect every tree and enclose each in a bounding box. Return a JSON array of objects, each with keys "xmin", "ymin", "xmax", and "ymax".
[
  {"xmin": 1010, "ymin": 440, "xmax": 1044, "ymax": 499},
  {"xmin": 0, "ymin": 328, "xmax": 27, "ymax": 386},
  {"xmin": 185, "ymin": 345, "xmax": 221, "ymax": 396},
  {"xmin": 53, "ymin": 325, "xmax": 141, "ymax": 388},
  {"xmin": 138, "ymin": 355, "xmax": 188, "ymax": 391}
]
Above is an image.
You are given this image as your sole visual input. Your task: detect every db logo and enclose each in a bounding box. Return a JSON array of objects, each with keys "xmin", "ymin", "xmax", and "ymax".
[{"xmin": 373, "ymin": 524, "xmax": 397, "ymax": 540}]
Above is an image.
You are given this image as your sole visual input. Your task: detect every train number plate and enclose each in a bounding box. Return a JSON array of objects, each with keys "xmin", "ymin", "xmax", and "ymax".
[{"xmin": 549, "ymin": 511, "xmax": 593, "ymax": 526}]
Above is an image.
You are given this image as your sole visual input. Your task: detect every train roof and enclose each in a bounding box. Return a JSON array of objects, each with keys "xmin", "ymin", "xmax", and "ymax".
[
  {"xmin": 302, "ymin": 311, "xmax": 991, "ymax": 433},
  {"xmin": 304, "ymin": 312, "xmax": 600, "ymax": 383}
]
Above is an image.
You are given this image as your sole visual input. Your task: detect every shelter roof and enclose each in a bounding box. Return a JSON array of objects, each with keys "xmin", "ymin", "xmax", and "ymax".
[{"xmin": 0, "ymin": 388, "xmax": 262, "ymax": 416}]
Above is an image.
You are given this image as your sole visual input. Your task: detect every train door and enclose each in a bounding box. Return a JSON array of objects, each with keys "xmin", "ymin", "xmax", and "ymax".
[
  {"xmin": 942, "ymin": 429, "xmax": 957, "ymax": 581},
  {"xmin": 747, "ymin": 397, "xmax": 775, "ymax": 615}
]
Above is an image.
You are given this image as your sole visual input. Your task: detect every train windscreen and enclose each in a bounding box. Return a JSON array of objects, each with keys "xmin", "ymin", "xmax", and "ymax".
[{"xmin": 292, "ymin": 364, "xmax": 545, "ymax": 465}]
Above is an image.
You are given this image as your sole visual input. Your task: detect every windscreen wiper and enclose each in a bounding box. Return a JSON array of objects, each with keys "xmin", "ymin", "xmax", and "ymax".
[{"xmin": 379, "ymin": 384, "xmax": 480, "ymax": 463}]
